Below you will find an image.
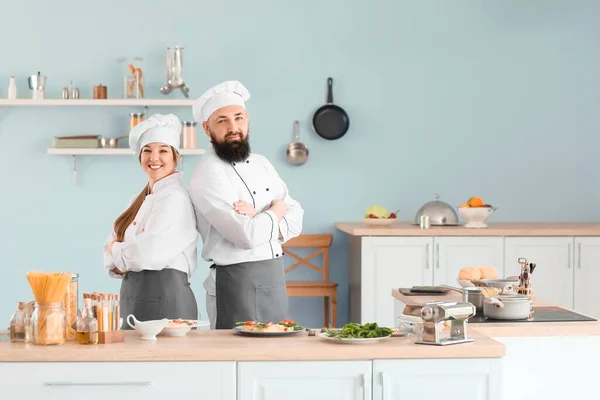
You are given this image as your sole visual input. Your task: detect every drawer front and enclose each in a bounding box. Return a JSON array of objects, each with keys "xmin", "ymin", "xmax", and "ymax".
[{"xmin": 0, "ymin": 361, "xmax": 236, "ymax": 400}]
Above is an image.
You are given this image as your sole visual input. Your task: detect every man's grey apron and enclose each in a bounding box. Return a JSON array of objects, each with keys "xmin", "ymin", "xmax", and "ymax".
[
  {"xmin": 120, "ymin": 268, "xmax": 198, "ymax": 328},
  {"xmin": 215, "ymin": 257, "xmax": 289, "ymax": 329}
]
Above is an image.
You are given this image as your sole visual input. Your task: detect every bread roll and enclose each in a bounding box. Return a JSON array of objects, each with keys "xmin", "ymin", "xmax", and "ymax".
[
  {"xmin": 479, "ymin": 265, "xmax": 498, "ymax": 279},
  {"xmin": 458, "ymin": 267, "xmax": 481, "ymax": 280}
]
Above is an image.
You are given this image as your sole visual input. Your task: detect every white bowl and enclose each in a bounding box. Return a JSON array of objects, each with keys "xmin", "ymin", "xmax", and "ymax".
[
  {"xmin": 364, "ymin": 218, "xmax": 395, "ymax": 226},
  {"xmin": 160, "ymin": 319, "xmax": 211, "ymax": 337},
  {"xmin": 457, "ymin": 206, "xmax": 496, "ymax": 228},
  {"xmin": 126, "ymin": 314, "xmax": 169, "ymax": 341}
]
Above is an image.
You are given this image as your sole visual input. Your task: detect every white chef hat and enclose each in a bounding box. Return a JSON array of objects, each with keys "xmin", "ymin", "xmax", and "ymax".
[
  {"xmin": 192, "ymin": 80, "xmax": 251, "ymax": 122},
  {"xmin": 129, "ymin": 113, "xmax": 182, "ymax": 156}
]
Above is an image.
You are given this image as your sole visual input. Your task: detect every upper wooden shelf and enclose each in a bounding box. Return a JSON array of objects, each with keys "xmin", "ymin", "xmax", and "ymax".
[
  {"xmin": 47, "ymin": 148, "xmax": 205, "ymax": 156},
  {"xmin": 0, "ymin": 99, "xmax": 195, "ymax": 106}
]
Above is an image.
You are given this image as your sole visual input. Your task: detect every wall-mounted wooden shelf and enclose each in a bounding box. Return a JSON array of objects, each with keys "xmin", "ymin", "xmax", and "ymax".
[
  {"xmin": 48, "ymin": 147, "xmax": 205, "ymax": 185},
  {"xmin": 0, "ymin": 99, "xmax": 195, "ymax": 106},
  {"xmin": 47, "ymin": 148, "xmax": 205, "ymax": 156}
]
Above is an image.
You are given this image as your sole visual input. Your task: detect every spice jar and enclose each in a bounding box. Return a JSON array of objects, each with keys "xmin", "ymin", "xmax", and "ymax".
[
  {"xmin": 129, "ymin": 112, "xmax": 145, "ymax": 129},
  {"xmin": 63, "ymin": 273, "xmax": 79, "ymax": 341},
  {"xmin": 9, "ymin": 302, "xmax": 26, "ymax": 342},
  {"xmin": 181, "ymin": 121, "xmax": 198, "ymax": 149},
  {"xmin": 31, "ymin": 302, "xmax": 66, "ymax": 346}
]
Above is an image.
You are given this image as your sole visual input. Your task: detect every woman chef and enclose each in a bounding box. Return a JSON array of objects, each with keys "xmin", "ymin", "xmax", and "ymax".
[{"xmin": 102, "ymin": 113, "xmax": 200, "ymax": 325}]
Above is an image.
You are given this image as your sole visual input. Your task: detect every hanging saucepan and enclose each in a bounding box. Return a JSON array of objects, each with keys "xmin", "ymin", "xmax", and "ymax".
[
  {"xmin": 286, "ymin": 120, "xmax": 309, "ymax": 166},
  {"xmin": 312, "ymin": 77, "xmax": 349, "ymax": 140}
]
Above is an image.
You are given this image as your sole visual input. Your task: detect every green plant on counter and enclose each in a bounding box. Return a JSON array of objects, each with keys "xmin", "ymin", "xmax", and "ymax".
[{"xmin": 324, "ymin": 322, "xmax": 392, "ymax": 339}]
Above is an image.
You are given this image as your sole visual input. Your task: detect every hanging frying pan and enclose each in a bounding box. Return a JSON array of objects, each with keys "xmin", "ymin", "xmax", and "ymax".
[{"xmin": 312, "ymin": 77, "xmax": 349, "ymax": 140}]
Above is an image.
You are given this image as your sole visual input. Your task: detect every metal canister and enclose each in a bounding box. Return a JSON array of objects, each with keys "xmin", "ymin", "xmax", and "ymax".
[
  {"xmin": 129, "ymin": 112, "xmax": 145, "ymax": 129},
  {"xmin": 93, "ymin": 84, "xmax": 107, "ymax": 99},
  {"xmin": 181, "ymin": 121, "xmax": 198, "ymax": 149}
]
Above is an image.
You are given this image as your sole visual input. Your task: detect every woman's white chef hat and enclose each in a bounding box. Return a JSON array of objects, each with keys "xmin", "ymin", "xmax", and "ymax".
[
  {"xmin": 129, "ymin": 113, "xmax": 182, "ymax": 156},
  {"xmin": 192, "ymin": 80, "xmax": 251, "ymax": 122}
]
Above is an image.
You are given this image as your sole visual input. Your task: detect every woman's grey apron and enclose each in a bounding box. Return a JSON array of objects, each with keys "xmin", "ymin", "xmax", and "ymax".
[
  {"xmin": 120, "ymin": 268, "xmax": 198, "ymax": 329},
  {"xmin": 215, "ymin": 257, "xmax": 289, "ymax": 329}
]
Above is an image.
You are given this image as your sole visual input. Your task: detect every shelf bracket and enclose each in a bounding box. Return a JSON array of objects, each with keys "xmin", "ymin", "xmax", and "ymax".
[{"xmin": 72, "ymin": 155, "xmax": 78, "ymax": 185}]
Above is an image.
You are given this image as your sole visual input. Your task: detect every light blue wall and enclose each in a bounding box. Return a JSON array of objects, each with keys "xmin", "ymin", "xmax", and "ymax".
[{"xmin": 1, "ymin": 0, "xmax": 598, "ymax": 327}]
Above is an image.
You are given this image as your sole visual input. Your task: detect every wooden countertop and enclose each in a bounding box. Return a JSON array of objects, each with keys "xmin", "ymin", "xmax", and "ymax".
[
  {"xmin": 0, "ymin": 329, "xmax": 504, "ymax": 362},
  {"xmin": 392, "ymin": 289, "xmax": 600, "ymax": 337},
  {"xmin": 336, "ymin": 222, "xmax": 600, "ymax": 237}
]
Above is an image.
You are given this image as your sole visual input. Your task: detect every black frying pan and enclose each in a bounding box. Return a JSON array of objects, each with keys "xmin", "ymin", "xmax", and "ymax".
[{"xmin": 312, "ymin": 77, "xmax": 349, "ymax": 140}]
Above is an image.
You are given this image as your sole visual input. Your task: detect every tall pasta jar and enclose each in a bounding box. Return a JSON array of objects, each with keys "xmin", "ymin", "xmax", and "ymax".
[
  {"xmin": 63, "ymin": 273, "xmax": 79, "ymax": 340},
  {"xmin": 31, "ymin": 302, "xmax": 66, "ymax": 345}
]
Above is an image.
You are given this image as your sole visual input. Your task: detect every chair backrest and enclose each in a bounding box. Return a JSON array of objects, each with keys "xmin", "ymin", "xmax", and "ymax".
[{"xmin": 282, "ymin": 234, "xmax": 333, "ymax": 281}]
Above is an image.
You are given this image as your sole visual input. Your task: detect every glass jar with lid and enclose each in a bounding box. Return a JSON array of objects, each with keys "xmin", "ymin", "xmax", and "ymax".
[
  {"xmin": 63, "ymin": 272, "xmax": 79, "ymax": 341},
  {"xmin": 181, "ymin": 121, "xmax": 197, "ymax": 149},
  {"xmin": 129, "ymin": 112, "xmax": 145, "ymax": 129}
]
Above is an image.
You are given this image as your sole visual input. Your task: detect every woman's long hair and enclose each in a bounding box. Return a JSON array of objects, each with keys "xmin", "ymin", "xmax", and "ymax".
[{"xmin": 113, "ymin": 146, "xmax": 178, "ymax": 242}]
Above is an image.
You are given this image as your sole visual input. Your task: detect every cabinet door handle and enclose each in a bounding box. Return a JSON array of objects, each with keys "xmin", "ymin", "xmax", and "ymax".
[
  {"xmin": 568, "ymin": 243, "xmax": 572, "ymax": 269},
  {"xmin": 360, "ymin": 373, "xmax": 368, "ymax": 399},
  {"xmin": 44, "ymin": 381, "xmax": 152, "ymax": 387},
  {"xmin": 436, "ymin": 243, "xmax": 440, "ymax": 269},
  {"xmin": 425, "ymin": 244, "xmax": 429, "ymax": 269},
  {"xmin": 381, "ymin": 372, "xmax": 391, "ymax": 400},
  {"xmin": 578, "ymin": 243, "xmax": 582, "ymax": 269}
]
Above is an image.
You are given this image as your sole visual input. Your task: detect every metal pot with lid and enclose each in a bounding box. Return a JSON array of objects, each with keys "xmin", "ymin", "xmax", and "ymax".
[{"xmin": 414, "ymin": 193, "xmax": 459, "ymax": 226}]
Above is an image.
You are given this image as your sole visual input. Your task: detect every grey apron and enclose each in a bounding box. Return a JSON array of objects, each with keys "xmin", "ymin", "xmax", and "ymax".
[
  {"xmin": 215, "ymin": 257, "xmax": 289, "ymax": 329},
  {"xmin": 120, "ymin": 268, "xmax": 198, "ymax": 329}
]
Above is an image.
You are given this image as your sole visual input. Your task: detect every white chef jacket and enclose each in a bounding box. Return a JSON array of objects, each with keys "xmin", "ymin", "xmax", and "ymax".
[
  {"xmin": 102, "ymin": 173, "xmax": 200, "ymax": 280},
  {"xmin": 189, "ymin": 149, "xmax": 304, "ymax": 295}
]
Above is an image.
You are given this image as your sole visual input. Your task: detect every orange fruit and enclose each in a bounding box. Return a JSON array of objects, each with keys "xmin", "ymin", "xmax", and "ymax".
[
  {"xmin": 459, "ymin": 203, "xmax": 470, "ymax": 208},
  {"xmin": 468, "ymin": 196, "xmax": 483, "ymax": 207}
]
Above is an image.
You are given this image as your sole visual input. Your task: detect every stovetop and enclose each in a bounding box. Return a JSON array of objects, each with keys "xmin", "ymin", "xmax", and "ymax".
[{"xmin": 468, "ymin": 306, "xmax": 597, "ymax": 324}]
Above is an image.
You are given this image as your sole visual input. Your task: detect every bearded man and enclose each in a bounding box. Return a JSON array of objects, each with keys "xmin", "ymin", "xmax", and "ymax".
[{"xmin": 189, "ymin": 80, "xmax": 304, "ymax": 329}]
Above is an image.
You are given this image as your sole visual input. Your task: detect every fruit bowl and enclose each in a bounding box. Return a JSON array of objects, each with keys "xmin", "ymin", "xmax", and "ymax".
[
  {"xmin": 363, "ymin": 204, "xmax": 397, "ymax": 226},
  {"xmin": 364, "ymin": 218, "xmax": 395, "ymax": 226},
  {"xmin": 457, "ymin": 206, "xmax": 497, "ymax": 228}
]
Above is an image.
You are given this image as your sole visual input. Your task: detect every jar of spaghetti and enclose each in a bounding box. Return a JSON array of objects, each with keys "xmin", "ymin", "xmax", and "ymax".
[
  {"xmin": 31, "ymin": 302, "xmax": 66, "ymax": 345},
  {"xmin": 129, "ymin": 112, "xmax": 145, "ymax": 129},
  {"xmin": 63, "ymin": 273, "xmax": 79, "ymax": 341}
]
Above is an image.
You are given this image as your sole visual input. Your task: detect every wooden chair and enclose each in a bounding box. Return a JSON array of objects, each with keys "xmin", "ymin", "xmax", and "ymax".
[{"xmin": 283, "ymin": 234, "xmax": 337, "ymax": 328}]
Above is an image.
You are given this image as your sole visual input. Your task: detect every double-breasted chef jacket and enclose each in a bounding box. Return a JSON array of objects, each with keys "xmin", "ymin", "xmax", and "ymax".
[
  {"xmin": 103, "ymin": 173, "xmax": 200, "ymax": 279},
  {"xmin": 189, "ymin": 148, "xmax": 304, "ymax": 296}
]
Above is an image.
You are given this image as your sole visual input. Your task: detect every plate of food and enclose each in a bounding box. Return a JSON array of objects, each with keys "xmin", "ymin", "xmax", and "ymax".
[
  {"xmin": 233, "ymin": 319, "xmax": 303, "ymax": 337},
  {"xmin": 318, "ymin": 322, "xmax": 392, "ymax": 344},
  {"xmin": 160, "ymin": 319, "xmax": 210, "ymax": 336}
]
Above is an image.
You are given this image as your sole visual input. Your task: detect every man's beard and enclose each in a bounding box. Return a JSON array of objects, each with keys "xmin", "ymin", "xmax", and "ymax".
[{"xmin": 210, "ymin": 129, "xmax": 251, "ymax": 164}]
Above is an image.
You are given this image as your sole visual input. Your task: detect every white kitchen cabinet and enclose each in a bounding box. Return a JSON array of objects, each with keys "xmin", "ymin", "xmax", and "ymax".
[
  {"xmin": 372, "ymin": 359, "xmax": 501, "ymax": 400},
  {"xmin": 0, "ymin": 361, "xmax": 236, "ymax": 400},
  {"xmin": 351, "ymin": 236, "xmax": 433, "ymax": 327},
  {"xmin": 574, "ymin": 237, "xmax": 600, "ymax": 318},
  {"xmin": 433, "ymin": 237, "xmax": 505, "ymax": 286},
  {"xmin": 238, "ymin": 361, "xmax": 372, "ymax": 400},
  {"xmin": 504, "ymin": 237, "xmax": 574, "ymax": 309}
]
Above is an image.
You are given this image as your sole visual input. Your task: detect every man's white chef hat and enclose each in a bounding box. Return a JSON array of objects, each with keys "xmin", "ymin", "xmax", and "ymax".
[
  {"xmin": 192, "ymin": 80, "xmax": 251, "ymax": 122},
  {"xmin": 129, "ymin": 113, "xmax": 182, "ymax": 156}
]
